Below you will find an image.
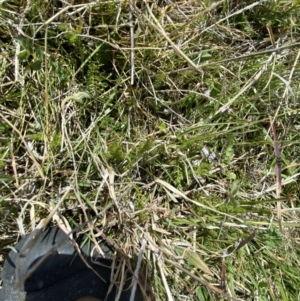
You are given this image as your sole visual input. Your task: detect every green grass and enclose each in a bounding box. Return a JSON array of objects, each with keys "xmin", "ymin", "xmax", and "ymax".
[{"xmin": 1, "ymin": 0, "xmax": 300, "ymax": 300}]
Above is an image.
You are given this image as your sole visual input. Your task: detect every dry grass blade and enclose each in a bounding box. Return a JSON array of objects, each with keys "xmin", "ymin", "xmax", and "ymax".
[
  {"xmin": 182, "ymin": 250, "xmax": 213, "ymax": 275},
  {"xmin": 0, "ymin": 112, "xmax": 45, "ymax": 179},
  {"xmin": 198, "ymin": 1, "xmax": 267, "ymax": 35},
  {"xmin": 156, "ymin": 256, "xmax": 174, "ymax": 301},
  {"xmin": 214, "ymin": 52, "xmax": 276, "ymax": 116},
  {"xmin": 18, "ymin": 187, "xmax": 72, "ymax": 257},
  {"xmin": 163, "ymin": 258, "xmax": 223, "ymax": 295},
  {"xmin": 144, "ymin": 3, "xmax": 202, "ymax": 74},
  {"xmin": 155, "ymin": 178, "xmax": 244, "ymax": 223},
  {"xmin": 270, "ymin": 120, "xmax": 282, "ymax": 232}
]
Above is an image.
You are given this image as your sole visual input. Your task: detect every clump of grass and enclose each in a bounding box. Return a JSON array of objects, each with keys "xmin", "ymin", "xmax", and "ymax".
[{"xmin": 1, "ymin": 0, "xmax": 300, "ymax": 300}]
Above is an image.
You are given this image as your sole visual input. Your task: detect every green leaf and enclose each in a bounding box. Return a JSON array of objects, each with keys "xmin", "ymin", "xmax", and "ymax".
[
  {"xmin": 0, "ymin": 175, "xmax": 15, "ymax": 181},
  {"xmin": 226, "ymin": 171, "xmax": 236, "ymax": 180},
  {"xmin": 183, "ymin": 250, "xmax": 213, "ymax": 275},
  {"xmin": 29, "ymin": 60, "xmax": 42, "ymax": 71},
  {"xmin": 18, "ymin": 50, "xmax": 30, "ymax": 61}
]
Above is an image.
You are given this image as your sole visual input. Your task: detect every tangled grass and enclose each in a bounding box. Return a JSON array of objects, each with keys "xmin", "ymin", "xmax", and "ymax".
[{"xmin": 1, "ymin": 0, "xmax": 300, "ymax": 300}]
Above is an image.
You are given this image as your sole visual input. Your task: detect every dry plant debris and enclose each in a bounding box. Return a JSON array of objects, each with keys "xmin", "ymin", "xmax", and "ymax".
[{"xmin": 1, "ymin": 0, "xmax": 300, "ymax": 300}]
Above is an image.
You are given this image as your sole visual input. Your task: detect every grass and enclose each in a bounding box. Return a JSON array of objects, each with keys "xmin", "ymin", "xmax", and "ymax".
[{"xmin": 1, "ymin": 0, "xmax": 300, "ymax": 300}]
